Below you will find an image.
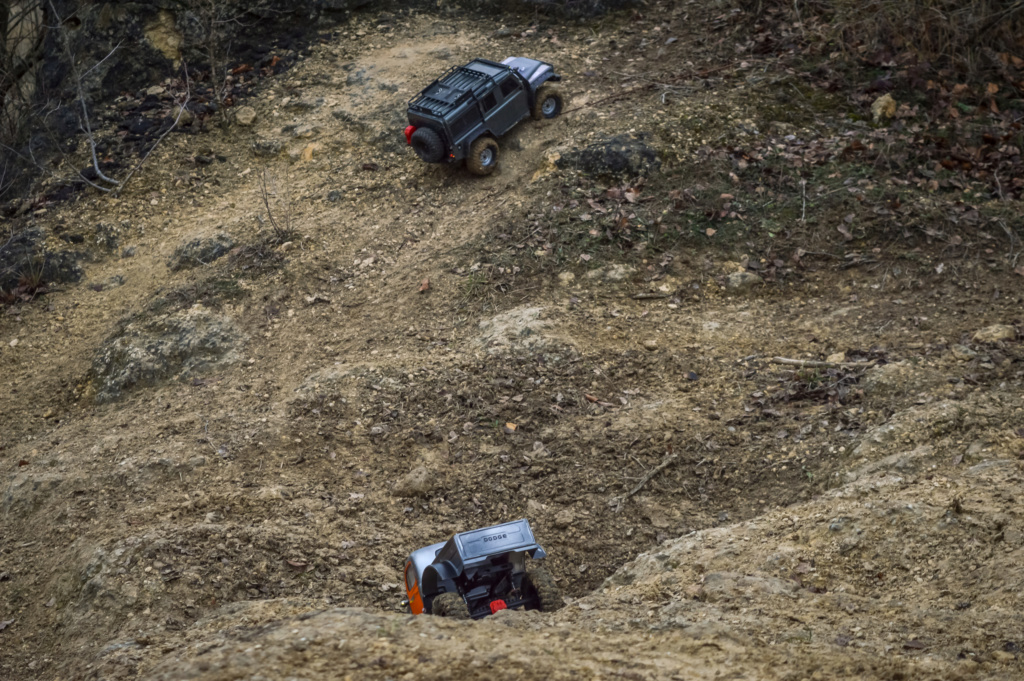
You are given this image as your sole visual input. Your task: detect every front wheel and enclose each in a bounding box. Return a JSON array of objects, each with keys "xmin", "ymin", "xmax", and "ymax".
[
  {"xmin": 522, "ymin": 567, "xmax": 564, "ymax": 612},
  {"xmin": 431, "ymin": 592, "xmax": 470, "ymax": 619},
  {"xmin": 532, "ymin": 85, "xmax": 564, "ymax": 120},
  {"xmin": 466, "ymin": 136, "xmax": 499, "ymax": 176}
]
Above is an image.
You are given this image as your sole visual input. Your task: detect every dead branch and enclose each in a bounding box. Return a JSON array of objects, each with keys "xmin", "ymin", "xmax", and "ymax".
[
  {"xmin": 45, "ymin": 1, "xmax": 121, "ymax": 190},
  {"xmin": 114, "ymin": 72, "xmax": 192, "ymax": 194},
  {"xmin": 769, "ymin": 357, "xmax": 877, "ymax": 369},
  {"xmin": 610, "ymin": 448, "xmax": 678, "ymax": 512},
  {"xmin": 257, "ymin": 169, "xmax": 294, "ymax": 241}
]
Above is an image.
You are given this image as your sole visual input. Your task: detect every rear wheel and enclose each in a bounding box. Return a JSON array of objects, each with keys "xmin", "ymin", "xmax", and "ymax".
[
  {"xmin": 411, "ymin": 127, "xmax": 444, "ymax": 163},
  {"xmin": 522, "ymin": 567, "xmax": 564, "ymax": 612},
  {"xmin": 466, "ymin": 136, "xmax": 499, "ymax": 176},
  {"xmin": 532, "ymin": 85, "xmax": 564, "ymax": 120},
  {"xmin": 431, "ymin": 592, "xmax": 470, "ymax": 619}
]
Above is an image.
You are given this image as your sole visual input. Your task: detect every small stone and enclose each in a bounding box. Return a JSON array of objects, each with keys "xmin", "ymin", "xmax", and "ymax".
[
  {"xmin": 586, "ymin": 264, "xmax": 635, "ymax": 282},
  {"xmin": 553, "ymin": 509, "xmax": 575, "ymax": 528},
  {"xmin": 557, "ymin": 272, "xmax": 575, "ymax": 285},
  {"xmin": 285, "ymin": 98, "xmax": 322, "ymax": 112},
  {"xmin": 257, "ymin": 486, "xmax": 284, "ymax": 500},
  {"xmin": 168, "ymin": 232, "xmax": 235, "ymax": 271},
  {"xmin": 972, "ymin": 324, "xmax": 1015, "ymax": 344},
  {"xmin": 827, "ymin": 352, "xmax": 846, "ymax": 364},
  {"xmin": 642, "ymin": 340, "xmax": 658, "ymax": 351},
  {"xmin": 871, "ymin": 93, "xmax": 897, "ymax": 123},
  {"xmin": 725, "ymin": 271, "xmax": 763, "ymax": 291},
  {"xmin": 1004, "ymin": 526, "xmax": 1023, "ymax": 546},
  {"xmin": 252, "ymin": 139, "xmax": 282, "ymax": 157},
  {"xmin": 235, "ymin": 106, "xmax": 257, "ymax": 126},
  {"xmin": 494, "ymin": 27, "xmax": 513, "ymax": 38},
  {"xmin": 173, "ymin": 105, "xmax": 194, "ymax": 126},
  {"xmin": 951, "ymin": 344, "xmax": 977, "ymax": 361},
  {"xmin": 327, "ymin": 190, "xmax": 342, "ymax": 202},
  {"xmin": 393, "ymin": 467, "xmax": 434, "ymax": 498}
]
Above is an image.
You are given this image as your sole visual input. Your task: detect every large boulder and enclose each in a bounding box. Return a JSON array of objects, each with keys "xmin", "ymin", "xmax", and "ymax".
[
  {"xmin": 557, "ymin": 133, "xmax": 661, "ymax": 179},
  {"xmin": 167, "ymin": 232, "xmax": 235, "ymax": 271},
  {"xmin": 0, "ymin": 228, "xmax": 83, "ymax": 290},
  {"xmin": 91, "ymin": 306, "xmax": 245, "ymax": 402}
]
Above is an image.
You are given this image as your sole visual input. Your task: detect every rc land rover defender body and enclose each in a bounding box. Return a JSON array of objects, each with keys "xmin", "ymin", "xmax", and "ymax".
[
  {"xmin": 403, "ymin": 519, "xmax": 564, "ymax": 619},
  {"xmin": 404, "ymin": 57, "xmax": 564, "ymax": 175}
]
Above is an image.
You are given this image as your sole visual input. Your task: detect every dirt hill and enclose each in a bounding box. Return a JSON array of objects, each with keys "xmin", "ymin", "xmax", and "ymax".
[{"xmin": 1, "ymin": 2, "xmax": 1023, "ymax": 680}]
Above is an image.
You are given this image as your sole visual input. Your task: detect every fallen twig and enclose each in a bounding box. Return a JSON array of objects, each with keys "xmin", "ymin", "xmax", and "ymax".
[
  {"xmin": 116, "ymin": 81, "xmax": 192, "ymax": 196},
  {"xmin": 769, "ymin": 357, "xmax": 877, "ymax": 369},
  {"xmin": 610, "ymin": 448, "xmax": 677, "ymax": 512}
]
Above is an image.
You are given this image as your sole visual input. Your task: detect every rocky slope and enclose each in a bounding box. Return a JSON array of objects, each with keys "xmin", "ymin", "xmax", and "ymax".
[{"xmin": 1, "ymin": 2, "xmax": 1022, "ymax": 680}]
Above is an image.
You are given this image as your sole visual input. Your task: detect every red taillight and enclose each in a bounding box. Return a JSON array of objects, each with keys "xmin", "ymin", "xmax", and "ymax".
[
  {"xmin": 404, "ymin": 125, "xmax": 416, "ymax": 145},
  {"xmin": 489, "ymin": 599, "xmax": 507, "ymax": 614}
]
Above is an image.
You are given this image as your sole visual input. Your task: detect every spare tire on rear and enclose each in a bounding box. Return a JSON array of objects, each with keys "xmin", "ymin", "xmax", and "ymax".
[{"xmin": 411, "ymin": 127, "xmax": 445, "ymax": 163}]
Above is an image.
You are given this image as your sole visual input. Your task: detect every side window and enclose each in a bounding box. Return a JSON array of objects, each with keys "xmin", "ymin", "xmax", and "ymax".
[
  {"xmin": 499, "ymin": 77, "xmax": 518, "ymax": 98},
  {"xmin": 479, "ymin": 92, "xmax": 497, "ymax": 112},
  {"xmin": 450, "ymin": 109, "xmax": 475, "ymax": 139}
]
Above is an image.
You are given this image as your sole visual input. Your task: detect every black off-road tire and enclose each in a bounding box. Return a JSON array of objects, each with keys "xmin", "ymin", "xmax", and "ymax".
[
  {"xmin": 431, "ymin": 592, "xmax": 470, "ymax": 619},
  {"xmin": 411, "ymin": 127, "xmax": 445, "ymax": 163},
  {"xmin": 532, "ymin": 85, "xmax": 564, "ymax": 120},
  {"xmin": 466, "ymin": 136, "xmax": 499, "ymax": 176},
  {"xmin": 523, "ymin": 567, "xmax": 565, "ymax": 612}
]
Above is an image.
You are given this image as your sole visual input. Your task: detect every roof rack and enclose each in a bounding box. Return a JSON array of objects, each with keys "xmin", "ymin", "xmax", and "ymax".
[{"xmin": 407, "ymin": 60, "xmax": 510, "ymax": 117}]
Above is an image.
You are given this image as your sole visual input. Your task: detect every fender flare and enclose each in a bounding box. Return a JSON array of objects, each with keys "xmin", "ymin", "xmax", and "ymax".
[
  {"xmin": 421, "ymin": 561, "xmax": 461, "ymax": 599},
  {"xmin": 530, "ymin": 74, "xmax": 561, "ymax": 108}
]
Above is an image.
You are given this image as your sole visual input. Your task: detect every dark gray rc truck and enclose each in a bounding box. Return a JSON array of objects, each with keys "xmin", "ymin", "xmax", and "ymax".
[
  {"xmin": 403, "ymin": 519, "xmax": 564, "ymax": 619},
  {"xmin": 404, "ymin": 57, "xmax": 564, "ymax": 175}
]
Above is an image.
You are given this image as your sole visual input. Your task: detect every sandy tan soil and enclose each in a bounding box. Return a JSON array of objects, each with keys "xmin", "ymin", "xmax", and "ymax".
[{"xmin": 1, "ymin": 3, "xmax": 1023, "ymax": 680}]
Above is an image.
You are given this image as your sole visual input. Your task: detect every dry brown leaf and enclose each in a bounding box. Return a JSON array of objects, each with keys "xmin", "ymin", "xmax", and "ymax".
[{"xmin": 584, "ymin": 394, "xmax": 599, "ymax": 403}]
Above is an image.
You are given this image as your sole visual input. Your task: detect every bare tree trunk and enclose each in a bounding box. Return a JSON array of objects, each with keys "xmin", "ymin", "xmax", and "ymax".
[
  {"xmin": 2, "ymin": 2, "xmax": 14, "ymax": 111},
  {"xmin": 1, "ymin": 2, "xmax": 10, "ymax": 62}
]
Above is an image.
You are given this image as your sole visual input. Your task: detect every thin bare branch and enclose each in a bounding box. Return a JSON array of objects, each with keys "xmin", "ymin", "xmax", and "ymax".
[
  {"xmin": 115, "ymin": 74, "xmax": 192, "ymax": 194},
  {"xmin": 769, "ymin": 357, "xmax": 877, "ymax": 369}
]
